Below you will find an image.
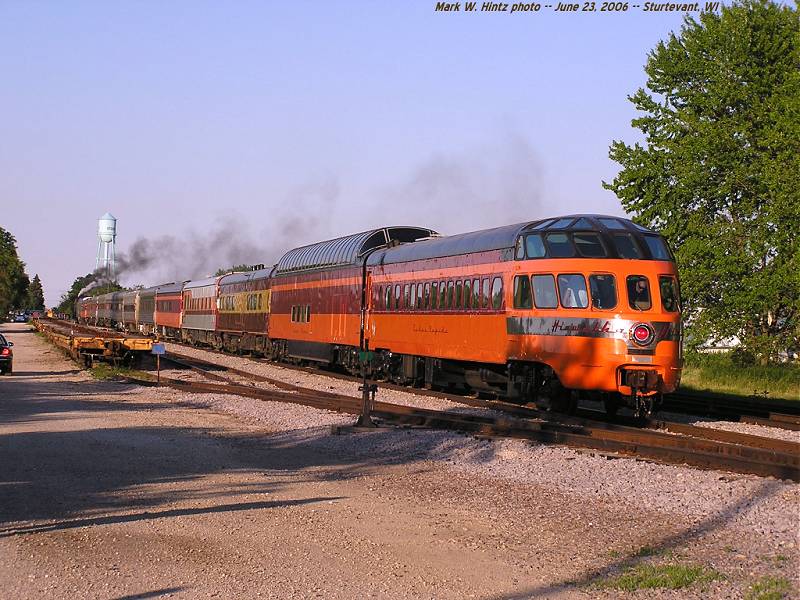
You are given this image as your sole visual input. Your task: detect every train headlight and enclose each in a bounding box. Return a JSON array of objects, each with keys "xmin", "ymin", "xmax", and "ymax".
[{"xmin": 630, "ymin": 323, "xmax": 654, "ymax": 346}]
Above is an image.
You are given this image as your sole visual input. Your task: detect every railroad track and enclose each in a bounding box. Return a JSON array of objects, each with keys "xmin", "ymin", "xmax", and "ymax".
[
  {"xmin": 154, "ymin": 351, "xmax": 800, "ymax": 482},
  {"xmin": 162, "ymin": 340, "xmax": 800, "ymax": 430},
  {"xmin": 64, "ymin": 319, "xmax": 799, "ymax": 428},
  {"xmin": 34, "ymin": 320, "xmax": 800, "ymax": 480},
  {"xmin": 663, "ymin": 390, "xmax": 800, "ymax": 430}
]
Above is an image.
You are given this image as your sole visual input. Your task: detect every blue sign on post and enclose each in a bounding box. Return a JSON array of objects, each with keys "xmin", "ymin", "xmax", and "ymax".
[{"xmin": 151, "ymin": 343, "xmax": 166, "ymax": 384}]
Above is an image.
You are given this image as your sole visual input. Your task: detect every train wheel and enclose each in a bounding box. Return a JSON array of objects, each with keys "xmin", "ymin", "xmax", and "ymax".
[
  {"xmin": 603, "ymin": 393, "xmax": 620, "ymax": 418},
  {"xmin": 550, "ymin": 388, "xmax": 578, "ymax": 414}
]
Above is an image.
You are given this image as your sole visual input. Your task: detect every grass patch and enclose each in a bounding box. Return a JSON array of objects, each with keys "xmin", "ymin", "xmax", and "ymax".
[
  {"xmin": 681, "ymin": 353, "xmax": 799, "ymax": 401},
  {"xmin": 597, "ymin": 563, "xmax": 722, "ymax": 591},
  {"xmin": 746, "ymin": 576, "xmax": 793, "ymax": 600},
  {"xmin": 89, "ymin": 363, "xmax": 151, "ymax": 381}
]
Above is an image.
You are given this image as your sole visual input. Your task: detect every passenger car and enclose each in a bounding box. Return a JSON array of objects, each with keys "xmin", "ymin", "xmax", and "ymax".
[{"xmin": 0, "ymin": 334, "xmax": 13, "ymax": 374}]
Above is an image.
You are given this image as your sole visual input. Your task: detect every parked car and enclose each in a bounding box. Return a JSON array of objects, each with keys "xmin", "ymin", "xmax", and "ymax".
[
  {"xmin": 13, "ymin": 314, "xmax": 27, "ymax": 323},
  {"xmin": 0, "ymin": 334, "xmax": 13, "ymax": 375}
]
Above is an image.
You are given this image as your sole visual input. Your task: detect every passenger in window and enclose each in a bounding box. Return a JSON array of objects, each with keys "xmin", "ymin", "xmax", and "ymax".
[{"xmin": 628, "ymin": 277, "xmax": 651, "ymax": 310}]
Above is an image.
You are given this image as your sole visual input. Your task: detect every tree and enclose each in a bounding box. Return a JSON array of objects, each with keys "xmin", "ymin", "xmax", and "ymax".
[
  {"xmin": 214, "ymin": 264, "xmax": 257, "ymax": 276},
  {"xmin": 0, "ymin": 227, "xmax": 29, "ymax": 315},
  {"xmin": 604, "ymin": 0, "xmax": 799, "ymax": 362},
  {"xmin": 27, "ymin": 274, "xmax": 45, "ymax": 310}
]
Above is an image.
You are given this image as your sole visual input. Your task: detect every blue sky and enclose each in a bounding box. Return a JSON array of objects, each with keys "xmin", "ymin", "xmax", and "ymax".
[{"xmin": 0, "ymin": 1, "xmax": 696, "ymax": 305}]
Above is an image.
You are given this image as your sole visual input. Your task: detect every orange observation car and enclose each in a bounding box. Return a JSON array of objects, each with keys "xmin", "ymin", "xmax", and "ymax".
[{"xmin": 362, "ymin": 214, "xmax": 682, "ymax": 416}]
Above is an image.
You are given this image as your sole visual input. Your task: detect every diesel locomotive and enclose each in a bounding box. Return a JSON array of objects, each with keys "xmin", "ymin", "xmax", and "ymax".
[{"xmin": 78, "ymin": 214, "xmax": 682, "ymax": 416}]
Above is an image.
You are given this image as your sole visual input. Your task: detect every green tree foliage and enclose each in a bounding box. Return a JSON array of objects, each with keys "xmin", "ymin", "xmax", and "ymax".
[
  {"xmin": 0, "ymin": 227, "xmax": 29, "ymax": 315},
  {"xmin": 57, "ymin": 274, "xmax": 124, "ymax": 317},
  {"xmin": 214, "ymin": 264, "xmax": 256, "ymax": 276},
  {"xmin": 27, "ymin": 274, "xmax": 45, "ymax": 311},
  {"xmin": 605, "ymin": 0, "xmax": 799, "ymax": 362}
]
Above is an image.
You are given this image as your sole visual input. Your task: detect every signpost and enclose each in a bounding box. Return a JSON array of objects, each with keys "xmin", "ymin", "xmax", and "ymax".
[{"xmin": 151, "ymin": 343, "xmax": 166, "ymax": 384}]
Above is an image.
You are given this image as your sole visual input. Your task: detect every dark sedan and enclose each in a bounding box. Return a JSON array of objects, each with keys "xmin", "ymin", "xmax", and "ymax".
[{"xmin": 0, "ymin": 333, "xmax": 13, "ymax": 375}]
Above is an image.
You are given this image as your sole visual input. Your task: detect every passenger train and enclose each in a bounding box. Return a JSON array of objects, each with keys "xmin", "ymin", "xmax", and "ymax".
[{"xmin": 77, "ymin": 215, "xmax": 682, "ymax": 416}]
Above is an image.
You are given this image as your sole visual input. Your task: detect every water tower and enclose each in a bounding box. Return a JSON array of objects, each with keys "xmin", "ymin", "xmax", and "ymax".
[{"xmin": 95, "ymin": 212, "xmax": 117, "ymax": 281}]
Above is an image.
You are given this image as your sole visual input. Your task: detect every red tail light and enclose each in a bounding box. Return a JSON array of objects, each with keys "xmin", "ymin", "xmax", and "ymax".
[
  {"xmin": 1, "ymin": 348, "xmax": 10, "ymax": 356},
  {"xmin": 630, "ymin": 323, "xmax": 654, "ymax": 346}
]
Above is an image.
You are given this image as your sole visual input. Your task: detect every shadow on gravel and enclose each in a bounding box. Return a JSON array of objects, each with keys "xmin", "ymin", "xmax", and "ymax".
[
  {"xmin": 483, "ymin": 478, "xmax": 784, "ymax": 599},
  {"xmin": 7, "ymin": 369, "xmax": 84, "ymax": 377},
  {"xmin": 1, "ymin": 496, "xmax": 341, "ymax": 538},
  {"xmin": 0, "ymin": 379, "xmax": 177, "ymax": 425}
]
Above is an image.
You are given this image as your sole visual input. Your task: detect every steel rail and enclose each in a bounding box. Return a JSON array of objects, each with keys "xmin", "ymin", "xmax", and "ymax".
[{"xmin": 151, "ymin": 353, "xmax": 799, "ymax": 481}]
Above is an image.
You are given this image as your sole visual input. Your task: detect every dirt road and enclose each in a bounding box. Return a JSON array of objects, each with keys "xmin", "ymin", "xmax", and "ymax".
[{"xmin": 0, "ymin": 323, "xmax": 796, "ymax": 599}]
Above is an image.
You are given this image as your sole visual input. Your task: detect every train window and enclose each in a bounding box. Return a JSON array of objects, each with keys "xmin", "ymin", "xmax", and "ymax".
[
  {"xmin": 430, "ymin": 282, "xmax": 438, "ymax": 309},
  {"xmin": 558, "ymin": 274, "xmax": 589, "ymax": 309},
  {"xmin": 532, "ymin": 275, "xmax": 558, "ymax": 309},
  {"xmin": 291, "ymin": 306, "xmax": 297, "ymax": 322},
  {"xmin": 531, "ymin": 219, "xmax": 555, "ymax": 230},
  {"xmin": 513, "ymin": 275, "xmax": 532, "ymax": 309},
  {"xmin": 440, "ymin": 280, "xmax": 447, "ymax": 308},
  {"xmin": 472, "ymin": 278, "xmax": 481, "ymax": 308},
  {"xmin": 417, "ymin": 283, "xmax": 424, "ymax": 309},
  {"xmin": 599, "ymin": 217, "xmax": 626, "ymax": 230},
  {"xmin": 571, "ymin": 217, "xmax": 594, "ymax": 229},
  {"xmin": 455, "ymin": 281, "xmax": 463, "ymax": 309},
  {"xmin": 613, "ymin": 234, "xmax": 642, "ymax": 259},
  {"xmin": 423, "ymin": 283, "xmax": 431, "ymax": 309},
  {"xmin": 515, "ymin": 237, "xmax": 525, "ymax": 259},
  {"xmin": 659, "ymin": 276, "xmax": 679, "ymax": 312},
  {"xmin": 589, "ymin": 274, "xmax": 617, "ymax": 310},
  {"xmin": 545, "ymin": 233, "xmax": 576, "ymax": 258},
  {"xmin": 463, "ymin": 280, "xmax": 472, "ymax": 309},
  {"xmin": 306, "ymin": 305, "xmax": 312, "ymax": 322},
  {"xmin": 447, "ymin": 281, "xmax": 455, "ymax": 309},
  {"xmin": 573, "ymin": 233, "xmax": 608, "ymax": 258},
  {"xmin": 549, "ymin": 218, "xmax": 575, "ymax": 229},
  {"xmin": 481, "ymin": 278, "xmax": 490, "ymax": 309},
  {"xmin": 525, "ymin": 234, "xmax": 546, "ymax": 258},
  {"xmin": 385, "ymin": 286, "xmax": 392, "ymax": 310},
  {"xmin": 410, "ymin": 284, "xmax": 416, "ymax": 309},
  {"xmin": 491, "ymin": 277, "xmax": 503, "ymax": 310},
  {"xmin": 644, "ymin": 236, "xmax": 671, "ymax": 260},
  {"xmin": 258, "ymin": 294, "xmax": 263, "ymax": 310},
  {"xmin": 404, "ymin": 284, "xmax": 411, "ymax": 309},
  {"xmin": 627, "ymin": 275, "xmax": 652, "ymax": 310},
  {"xmin": 394, "ymin": 284, "xmax": 401, "ymax": 309}
]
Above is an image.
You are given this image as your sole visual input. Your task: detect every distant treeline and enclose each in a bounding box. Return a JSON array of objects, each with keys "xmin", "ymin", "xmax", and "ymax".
[{"xmin": 0, "ymin": 227, "xmax": 44, "ymax": 315}]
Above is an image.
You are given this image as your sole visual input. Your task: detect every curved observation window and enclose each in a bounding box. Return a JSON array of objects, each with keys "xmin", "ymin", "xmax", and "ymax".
[
  {"xmin": 545, "ymin": 233, "xmax": 576, "ymax": 258},
  {"xmin": 613, "ymin": 234, "xmax": 642, "ymax": 259},
  {"xmin": 573, "ymin": 233, "xmax": 607, "ymax": 258},
  {"xmin": 644, "ymin": 236, "xmax": 671, "ymax": 260}
]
